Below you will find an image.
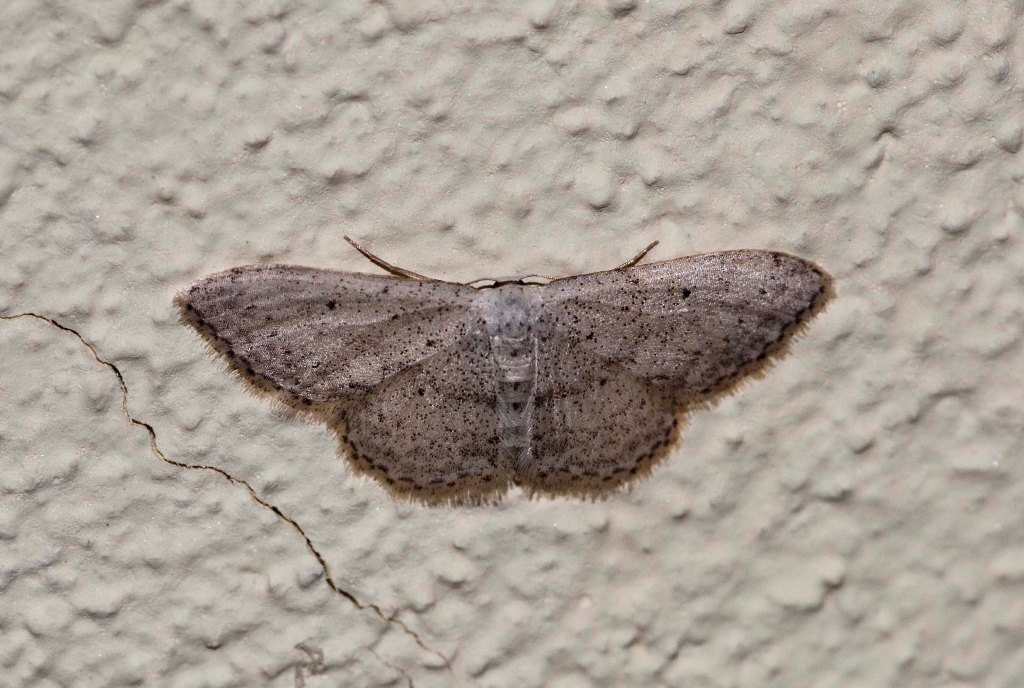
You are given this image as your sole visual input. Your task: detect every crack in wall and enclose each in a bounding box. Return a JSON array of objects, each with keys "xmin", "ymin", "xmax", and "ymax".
[
  {"xmin": 367, "ymin": 647, "xmax": 416, "ymax": 688},
  {"xmin": 1, "ymin": 311, "xmax": 452, "ymax": 674}
]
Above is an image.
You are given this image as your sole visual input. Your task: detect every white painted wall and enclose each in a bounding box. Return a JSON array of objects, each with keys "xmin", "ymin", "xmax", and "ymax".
[{"xmin": 2, "ymin": 1, "xmax": 1022, "ymax": 686}]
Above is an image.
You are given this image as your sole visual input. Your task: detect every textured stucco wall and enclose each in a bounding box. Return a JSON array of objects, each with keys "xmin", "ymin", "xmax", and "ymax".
[{"xmin": 2, "ymin": 1, "xmax": 1023, "ymax": 686}]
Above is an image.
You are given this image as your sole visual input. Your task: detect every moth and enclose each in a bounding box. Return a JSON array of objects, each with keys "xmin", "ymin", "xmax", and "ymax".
[{"xmin": 175, "ymin": 237, "xmax": 833, "ymax": 504}]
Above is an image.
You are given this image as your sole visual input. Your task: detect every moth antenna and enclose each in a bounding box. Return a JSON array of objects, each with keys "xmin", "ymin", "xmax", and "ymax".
[
  {"xmin": 613, "ymin": 240, "xmax": 660, "ymax": 271},
  {"xmin": 343, "ymin": 236, "xmax": 431, "ymax": 280}
]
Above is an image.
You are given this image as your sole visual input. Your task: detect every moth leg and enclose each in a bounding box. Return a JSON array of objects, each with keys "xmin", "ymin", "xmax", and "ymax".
[
  {"xmin": 612, "ymin": 240, "xmax": 659, "ymax": 271},
  {"xmin": 343, "ymin": 235, "xmax": 432, "ymax": 281}
]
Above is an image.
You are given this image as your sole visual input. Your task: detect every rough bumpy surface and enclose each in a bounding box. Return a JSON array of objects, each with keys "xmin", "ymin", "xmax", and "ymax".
[
  {"xmin": 2, "ymin": 1, "xmax": 1023, "ymax": 686},
  {"xmin": 176, "ymin": 251, "xmax": 828, "ymax": 503}
]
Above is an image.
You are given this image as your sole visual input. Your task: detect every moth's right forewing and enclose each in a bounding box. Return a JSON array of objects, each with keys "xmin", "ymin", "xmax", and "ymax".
[
  {"xmin": 537, "ymin": 251, "xmax": 833, "ymax": 401},
  {"xmin": 175, "ymin": 266, "xmax": 480, "ymax": 412}
]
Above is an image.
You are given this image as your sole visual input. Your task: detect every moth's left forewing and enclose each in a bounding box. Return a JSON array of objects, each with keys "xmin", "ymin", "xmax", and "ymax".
[{"xmin": 174, "ymin": 266, "xmax": 482, "ymax": 415}]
